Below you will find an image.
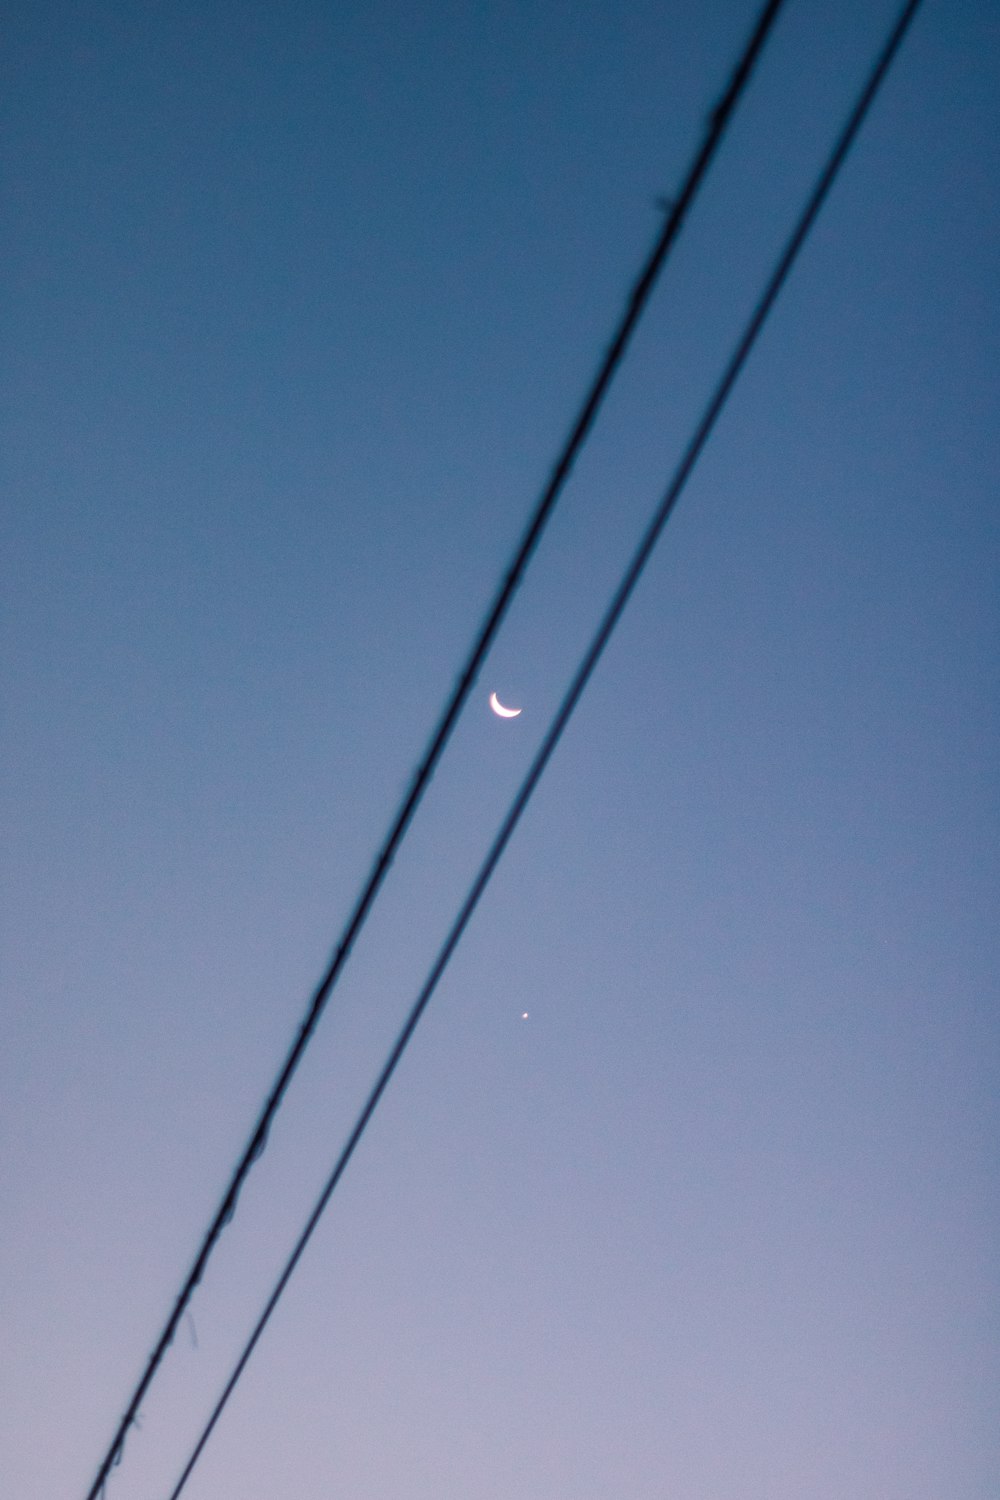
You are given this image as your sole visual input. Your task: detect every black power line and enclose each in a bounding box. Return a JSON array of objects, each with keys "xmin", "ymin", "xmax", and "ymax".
[
  {"xmin": 161, "ymin": 2, "xmax": 925, "ymax": 1493},
  {"xmin": 84, "ymin": 6, "xmax": 787, "ymax": 1497}
]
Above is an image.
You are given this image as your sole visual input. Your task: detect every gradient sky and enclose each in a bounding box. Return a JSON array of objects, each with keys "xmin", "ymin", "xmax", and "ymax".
[{"xmin": 2, "ymin": 2, "xmax": 998, "ymax": 1497}]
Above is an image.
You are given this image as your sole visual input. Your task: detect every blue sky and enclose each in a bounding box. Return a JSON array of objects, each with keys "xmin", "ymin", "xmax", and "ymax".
[{"xmin": 2, "ymin": 2, "xmax": 998, "ymax": 1496}]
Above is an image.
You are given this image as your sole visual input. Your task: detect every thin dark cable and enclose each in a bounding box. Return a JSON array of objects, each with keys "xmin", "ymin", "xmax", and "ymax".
[
  {"xmin": 164, "ymin": 4, "xmax": 924, "ymax": 1493},
  {"xmin": 82, "ymin": 7, "xmax": 786, "ymax": 1496}
]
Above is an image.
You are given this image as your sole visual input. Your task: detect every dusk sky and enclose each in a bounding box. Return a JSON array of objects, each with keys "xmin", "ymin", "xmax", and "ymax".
[{"xmin": 2, "ymin": 2, "xmax": 998, "ymax": 1497}]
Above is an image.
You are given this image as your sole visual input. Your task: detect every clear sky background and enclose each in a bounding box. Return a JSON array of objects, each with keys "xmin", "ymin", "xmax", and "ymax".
[{"xmin": 2, "ymin": 2, "xmax": 997, "ymax": 1496}]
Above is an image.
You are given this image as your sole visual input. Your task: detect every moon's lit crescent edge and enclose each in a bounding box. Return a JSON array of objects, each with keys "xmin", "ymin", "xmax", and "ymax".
[{"xmin": 489, "ymin": 691, "xmax": 522, "ymax": 718}]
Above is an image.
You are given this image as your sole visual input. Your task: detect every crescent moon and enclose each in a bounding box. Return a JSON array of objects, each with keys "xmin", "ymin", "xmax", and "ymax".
[{"xmin": 489, "ymin": 691, "xmax": 522, "ymax": 719}]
